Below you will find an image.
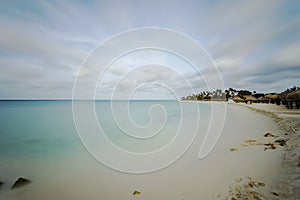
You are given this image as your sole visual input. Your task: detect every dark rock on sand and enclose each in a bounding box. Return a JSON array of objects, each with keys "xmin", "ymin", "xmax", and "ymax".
[
  {"xmin": 0, "ymin": 181, "xmax": 3, "ymax": 189},
  {"xmin": 272, "ymin": 191, "xmax": 279, "ymax": 196},
  {"xmin": 11, "ymin": 177, "xmax": 31, "ymax": 189}
]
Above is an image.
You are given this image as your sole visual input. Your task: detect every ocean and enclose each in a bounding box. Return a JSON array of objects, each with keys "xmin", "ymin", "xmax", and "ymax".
[
  {"xmin": 0, "ymin": 100, "xmax": 214, "ymax": 199},
  {"xmin": 0, "ymin": 100, "xmax": 282, "ymax": 199}
]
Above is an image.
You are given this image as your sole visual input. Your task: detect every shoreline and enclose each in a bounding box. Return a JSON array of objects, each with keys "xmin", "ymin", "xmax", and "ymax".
[{"xmin": 232, "ymin": 103, "xmax": 300, "ymax": 199}]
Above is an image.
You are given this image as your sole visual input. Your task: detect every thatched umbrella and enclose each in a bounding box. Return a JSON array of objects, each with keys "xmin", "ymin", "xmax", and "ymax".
[
  {"xmin": 244, "ymin": 95, "xmax": 257, "ymax": 101},
  {"xmin": 285, "ymin": 89, "xmax": 300, "ymax": 109},
  {"xmin": 277, "ymin": 90, "xmax": 292, "ymax": 106},
  {"xmin": 278, "ymin": 90, "xmax": 294, "ymax": 101},
  {"xmin": 286, "ymin": 90, "xmax": 300, "ymax": 101},
  {"xmin": 257, "ymin": 96, "xmax": 267, "ymax": 103},
  {"xmin": 232, "ymin": 96, "xmax": 243, "ymax": 103},
  {"xmin": 244, "ymin": 95, "xmax": 257, "ymax": 104},
  {"xmin": 265, "ymin": 94, "xmax": 279, "ymax": 100},
  {"xmin": 263, "ymin": 93, "xmax": 279, "ymax": 104}
]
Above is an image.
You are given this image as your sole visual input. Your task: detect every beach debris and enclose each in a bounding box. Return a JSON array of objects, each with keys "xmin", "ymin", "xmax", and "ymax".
[
  {"xmin": 244, "ymin": 139, "xmax": 261, "ymax": 146},
  {"xmin": 274, "ymin": 139, "xmax": 287, "ymax": 146},
  {"xmin": 132, "ymin": 190, "xmax": 141, "ymax": 195},
  {"xmin": 245, "ymin": 139, "xmax": 257, "ymax": 143},
  {"xmin": 11, "ymin": 177, "xmax": 31, "ymax": 189},
  {"xmin": 271, "ymin": 191, "xmax": 279, "ymax": 196},
  {"xmin": 230, "ymin": 148, "xmax": 239, "ymax": 152},
  {"xmin": 264, "ymin": 132, "xmax": 277, "ymax": 137},
  {"xmin": 250, "ymin": 141, "xmax": 261, "ymax": 146},
  {"xmin": 263, "ymin": 138, "xmax": 288, "ymax": 151},
  {"xmin": 244, "ymin": 177, "xmax": 265, "ymax": 188},
  {"xmin": 263, "ymin": 142, "xmax": 278, "ymax": 151},
  {"xmin": 228, "ymin": 177, "xmax": 265, "ymax": 200},
  {"xmin": 235, "ymin": 177, "xmax": 243, "ymax": 182}
]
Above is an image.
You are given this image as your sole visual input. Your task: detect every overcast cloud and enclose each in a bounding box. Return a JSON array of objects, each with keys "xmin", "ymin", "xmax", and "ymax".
[{"xmin": 0, "ymin": 0, "xmax": 299, "ymax": 99}]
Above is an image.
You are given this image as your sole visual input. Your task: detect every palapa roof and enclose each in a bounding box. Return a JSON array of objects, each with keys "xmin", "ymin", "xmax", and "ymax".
[
  {"xmin": 264, "ymin": 93, "xmax": 279, "ymax": 99},
  {"xmin": 257, "ymin": 96, "xmax": 267, "ymax": 100},
  {"xmin": 286, "ymin": 89, "xmax": 300, "ymax": 100},
  {"xmin": 278, "ymin": 92, "xmax": 287, "ymax": 100},
  {"xmin": 232, "ymin": 96, "xmax": 243, "ymax": 101},
  {"xmin": 243, "ymin": 95, "xmax": 257, "ymax": 101}
]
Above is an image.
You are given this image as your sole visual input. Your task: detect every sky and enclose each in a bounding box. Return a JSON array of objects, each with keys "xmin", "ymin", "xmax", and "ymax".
[{"xmin": 0, "ymin": 0, "xmax": 299, "ymax": 99}]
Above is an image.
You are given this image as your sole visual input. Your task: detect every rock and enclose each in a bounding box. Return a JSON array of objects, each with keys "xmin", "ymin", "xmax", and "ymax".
[
  {"xmin": 275, "ymin": 139, "xmax": 287, "ymax": 146},
  {"xmin": 0, "ymin": 181, "xmax": 3, "ymax": 189},
  {"xmin": 11, "ymin": 177, "xmax": 30, "ymax": 189},
  {"xmin": 264, "ymin": 132, "xmax": 276, "ymax": 137},
  {"xmin": 298, "ymin": 156, "xmax": 300, "ymax": 167},
  {"xmin": 230, "ymin": 148, "xmax": 239, "ymax": 152},
  {"xmin": 271, "ymin": 191, "xmax": 279, "ymax": 196},
  {"xmin": 133, "ymin": 190, "xmax": 141, "ymax": 195}
]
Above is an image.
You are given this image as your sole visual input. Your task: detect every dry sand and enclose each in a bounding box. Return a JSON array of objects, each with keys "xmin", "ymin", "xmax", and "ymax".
[{"xmin": 235, "ymin": 103, "xmax": 300, "ymax": 199}]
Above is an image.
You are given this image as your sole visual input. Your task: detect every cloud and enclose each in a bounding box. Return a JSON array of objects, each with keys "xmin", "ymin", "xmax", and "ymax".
[{"xmin": 0, "ymin": 0, "xmax": 299, "ymax": 99}]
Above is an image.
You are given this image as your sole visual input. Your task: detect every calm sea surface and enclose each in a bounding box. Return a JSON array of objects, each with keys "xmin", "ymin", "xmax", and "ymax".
[
  {"xmin": 0, "ymin": 100, "xmax": 282, "ymax": 200},
  {"xmin": 0, "ymin": 100, "xmax": 213, "ymax": 199}
]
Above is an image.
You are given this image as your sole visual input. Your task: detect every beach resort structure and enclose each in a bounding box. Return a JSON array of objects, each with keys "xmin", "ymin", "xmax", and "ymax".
[{"xmin": 182, "ymin": 87, "xmax": 300, "ymax": 109}]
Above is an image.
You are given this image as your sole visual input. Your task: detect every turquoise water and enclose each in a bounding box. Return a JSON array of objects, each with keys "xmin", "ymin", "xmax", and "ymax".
[
  {"xmin": 0, "ymin": 101, "xmax": 283, "ymax": 199},
  {"xmin": 0, "ymin": 101, "xmax": 78, "ymax": 159},
  {"xmin": 0, "ymin": 100, "xmax": 212, "ymax": 199}
]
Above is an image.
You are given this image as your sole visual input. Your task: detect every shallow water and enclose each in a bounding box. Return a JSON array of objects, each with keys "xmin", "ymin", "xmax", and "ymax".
[{"xmin": 0, "ymin": 101, "xmax": 282, "ymax": 199}]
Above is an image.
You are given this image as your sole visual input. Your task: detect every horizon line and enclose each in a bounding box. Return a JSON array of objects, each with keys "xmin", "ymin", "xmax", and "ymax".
[{"xmin": 0, "ymin": 98, "xmax": 179, "ymax": 101}]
